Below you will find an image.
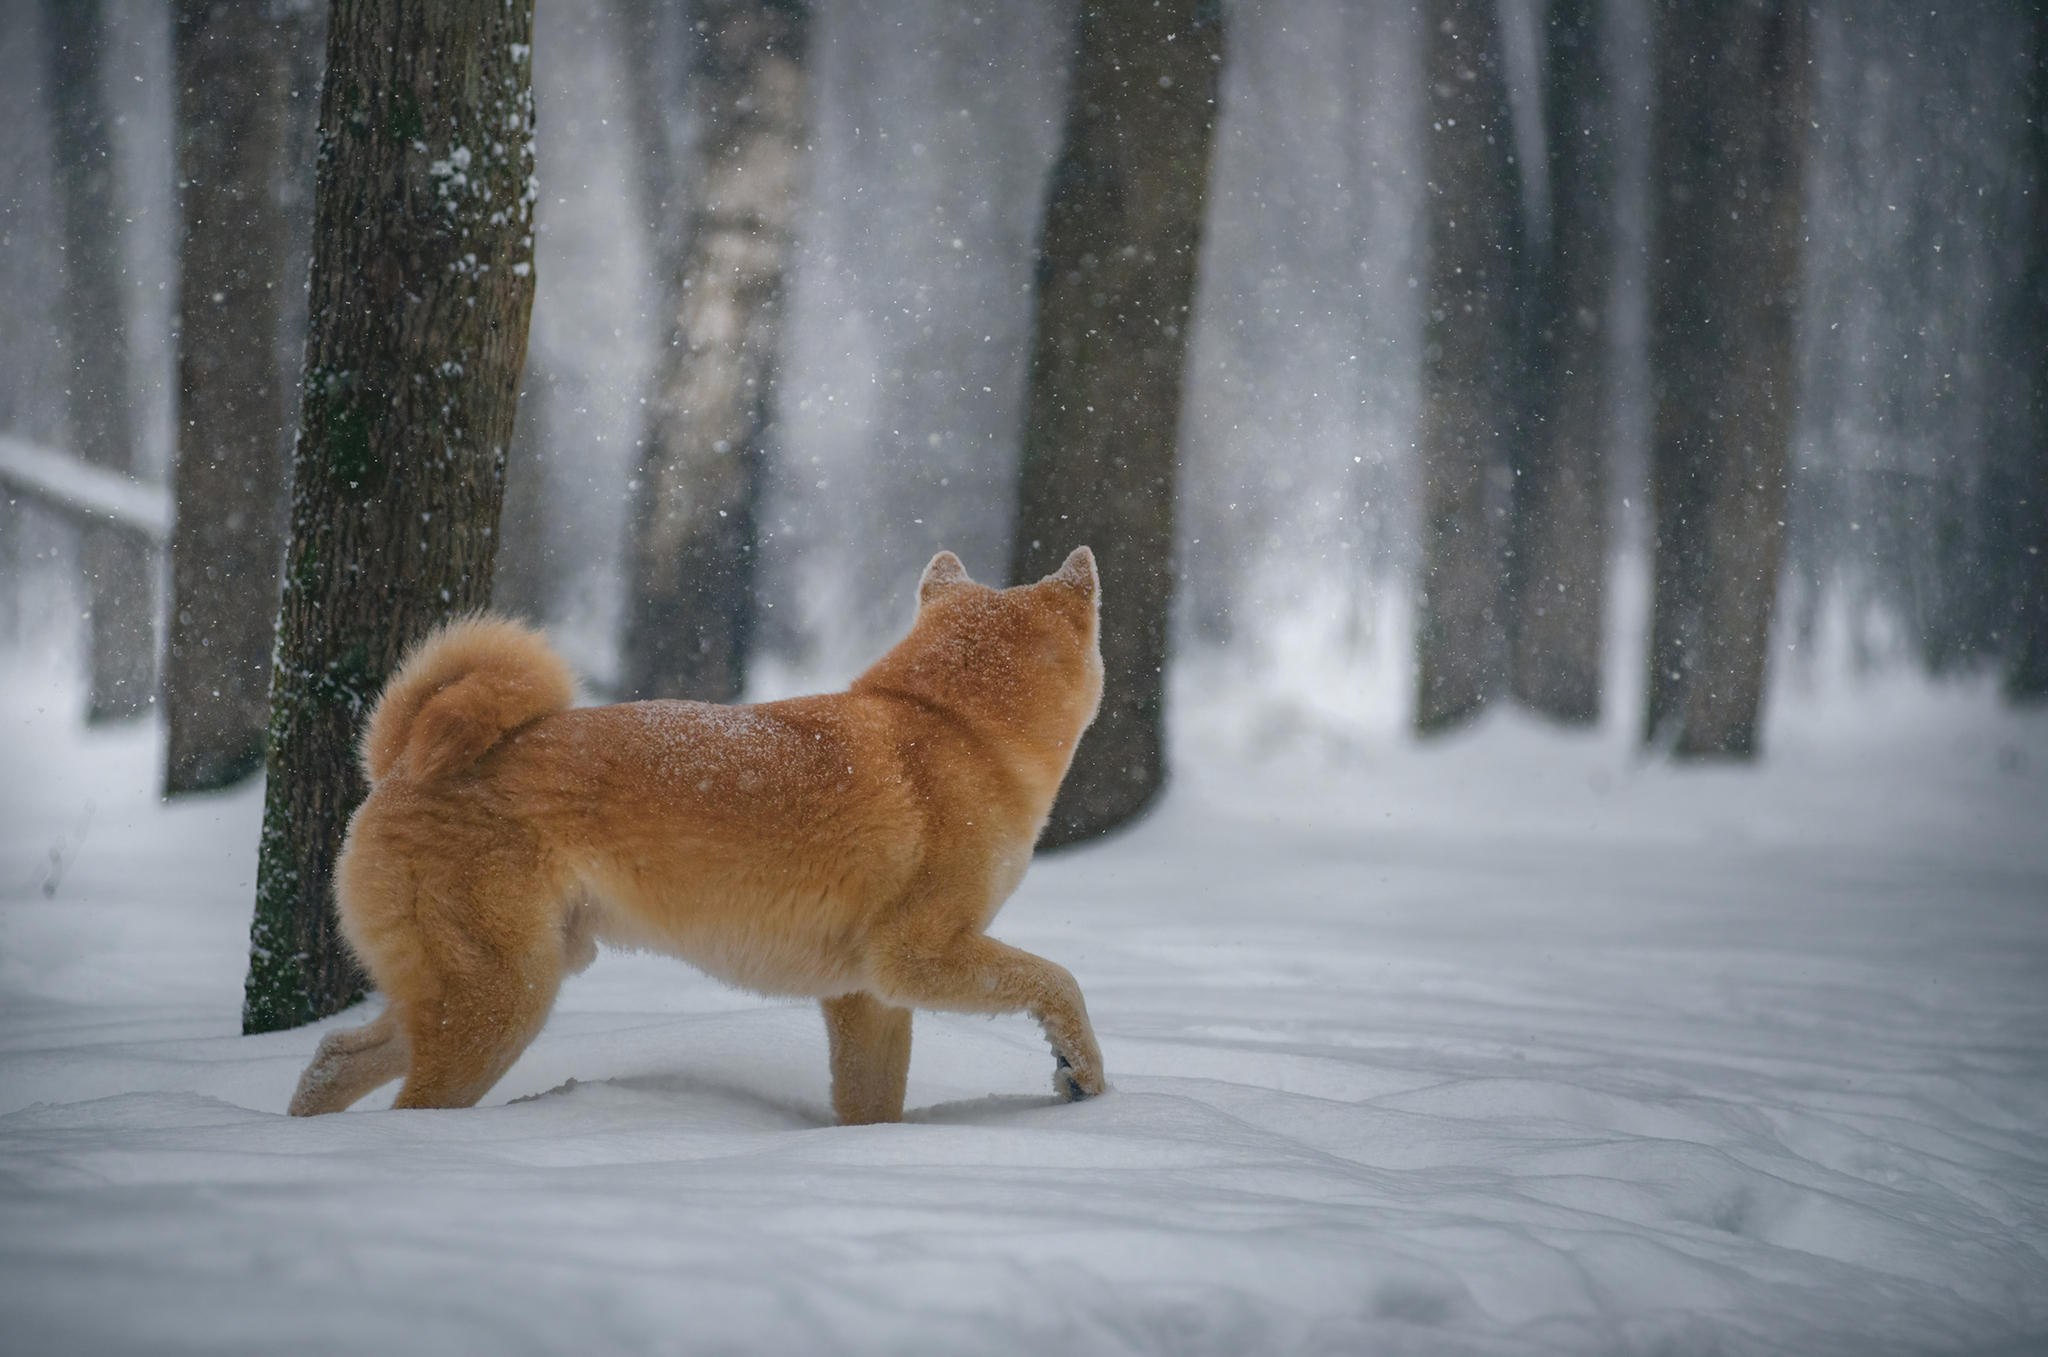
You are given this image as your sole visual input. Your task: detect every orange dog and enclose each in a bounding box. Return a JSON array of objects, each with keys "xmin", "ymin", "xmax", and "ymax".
[{"xmin": 289, "ymin": 548, "xmax": 1105, "ymax": 1124}]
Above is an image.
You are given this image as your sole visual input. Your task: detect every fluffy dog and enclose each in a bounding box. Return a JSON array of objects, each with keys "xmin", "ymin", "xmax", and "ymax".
[{"xmin": 289, "ymin": 547, "xmax": 1106, "ymax": 1124}]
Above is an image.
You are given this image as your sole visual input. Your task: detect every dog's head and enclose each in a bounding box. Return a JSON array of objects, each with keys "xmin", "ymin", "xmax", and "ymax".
[{"xmin": 863, "ymin": 547, "xmax": 1103, "ymax": 751}]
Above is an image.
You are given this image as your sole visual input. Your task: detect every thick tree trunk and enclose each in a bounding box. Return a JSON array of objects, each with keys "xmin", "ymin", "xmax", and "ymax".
[
  {"xmin": 618, "ymin": 0, "xmax": 806, "ymax": 704},
  {"xmin": 1509, "ymin": 0, "xmax": 1610, "ymax": 725},
  {"xmin": 163, "ymin": 1, "xmax": 294, "ymax": 795},
  {"xmin": 43, "ymin": 0, "xmax": 155, "ymax": 723},
  {"xmin": 2007, "ymin": 8, "xmax": 2048, "ymax": 702},
  {"xmin": 244, "ymin": 0, "xmax": 537, "ymax": 1033},
  {"xmin": 1414, "ymin": 0, "xmax": 1524, "ymax": 735},
  {"xmin": 1008, "ymin": 0, "xmax": 1222, "ymax": 849},
  {"xmin": 1644, "ymin": 0, "xmax": 1808, "ymax": 758}
]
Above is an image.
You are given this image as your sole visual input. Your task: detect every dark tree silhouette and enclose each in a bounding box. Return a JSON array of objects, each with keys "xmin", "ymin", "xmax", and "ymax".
[
  {"xmin": 1008, "ymin": 0, "xmax": 1223, "ymax": 848},
  {"xmin": 2007, "ymin": 8, "xmax": 2048, "ymax": 701},
  {"xmin": 491, "ymin": 352, "xmax": 556, "ymax": 622},
  {"xmin": 1509, "ymin": 0, "xmax": 1612, "ymax": 725},
  {"xmin": 1415, "ymin": 0, "xmax": 1524, "ymax": 734},
  {"xmin": 1644, "ymin": 0, "xmax": 1809, "ymax": 757},
  {"xmin": 163, "ymin": 1, "xmax": 295, "ymax": 794},
  {"xmin": 42, "ymin": 0, "xmax": 154, "ymax": 722},
  {"xmin": 244, "ymin": 0, "xmax": 538, "ymax": 1032},
  {"xmin": 619, "ymin": 0, "xmax": 808, "ymax": 703}
]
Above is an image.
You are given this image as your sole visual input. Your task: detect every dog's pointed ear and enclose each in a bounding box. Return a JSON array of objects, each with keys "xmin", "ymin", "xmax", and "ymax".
[
  {"xmin": 918, "ymin": 550, "xmax": 973, "ymax": 605},
  {"xmin": 1045, "ymin": 545, "xmax": 1098, "ymax": 602}
]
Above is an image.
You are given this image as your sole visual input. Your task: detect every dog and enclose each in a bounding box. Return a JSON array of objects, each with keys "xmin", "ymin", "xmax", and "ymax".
[{"xmin": 288, "ymin": 547, "xmax": 1106, "ymax": 1124}]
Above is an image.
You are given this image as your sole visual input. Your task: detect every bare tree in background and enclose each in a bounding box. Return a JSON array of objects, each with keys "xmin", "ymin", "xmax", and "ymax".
[
  {"xmin": 619, "ymin": 0, "xmax": 807, "ymax": 703},
  {"xmin": 244, "ymin": 0, "xmax": 537, "ymax": 1033},
  {"xmin": 1414, "ymin": 0, "xmax": 1525, "ymax": 734},
  {"xmin": 1508, "ymin": 0, "xmax": 1611, "ymax": 725},
  {"xmin": 1644, "ymin": 0, "xmax": 1808, "ymax": 757},
  {"xmin": 491, "ymin": 354, "xmax": 556, "ymax": 622},
  {"xmin": 163, "ymin": 1, "xmax": 295, "ymax": 794},
  {"xmin": 2008, "ymin": 7, "xmax": 2048, "ymax": 702},
  {"xmin": 1009, "ymin": 0, "xmax": 1223, "ymax": 849},
  {"xmin": 42, "ymin": 0, "xmax": 154, "ymax": 722}
]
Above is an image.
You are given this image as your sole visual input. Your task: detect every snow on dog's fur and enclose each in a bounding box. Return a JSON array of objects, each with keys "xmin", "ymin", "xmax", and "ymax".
[{"xmin": 290, "ymin": 548, "xmax": 1106, "ymax": 1124}]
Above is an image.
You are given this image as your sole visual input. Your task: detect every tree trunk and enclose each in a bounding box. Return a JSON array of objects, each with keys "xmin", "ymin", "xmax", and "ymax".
[
  {"xmin": 1508, "ymin": 0, "xmax": 1610, "ymax": 725},
  {"xmin": 616, "ymin": 0, "xmax": 695, "ymax": 288},
  {"xmin": 491, "ymin": 349, "xmax": 556, "ymax": 623},
  {"xmin": 1008, "ymin": 0, "xmax": 1222, "ymax": 849},
  {"xmin": 1414, "ymin": 0, "xmax": 1524, "ymax": 735},
  {"xmin": 163, "ymin": 1, "xmax": 294, "ymax": 795},
  {"xmin": 2007, "ymin": 7, "xmax": 2048, "ymax": 702},
  {"xmin": 618, "ymin": 0, "xmax": 806, "ymax": 704},
  {"xmin": 244, "ymin": 0, "xmax": 537, "ymax": 1033},
  {"xmin": 1644, "ymin": 0, "xmax": 1808, "ymax": 758},
  {"xmin": 43, "ymin": 0, "xmax": 155, "ymax": 723}
]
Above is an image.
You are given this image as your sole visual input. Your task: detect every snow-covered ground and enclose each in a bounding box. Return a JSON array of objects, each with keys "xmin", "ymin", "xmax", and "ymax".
[{"xmin": 2, "ymin": 649, "xmax": 2045, "ymax": 1356}]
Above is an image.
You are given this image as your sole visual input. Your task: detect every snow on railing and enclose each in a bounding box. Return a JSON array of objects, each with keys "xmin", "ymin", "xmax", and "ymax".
[{"xmin": 0, "ymin": 433, "xmax": 172, "ymax": 543}]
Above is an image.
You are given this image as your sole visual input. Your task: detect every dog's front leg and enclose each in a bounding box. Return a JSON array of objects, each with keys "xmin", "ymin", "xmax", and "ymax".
[
  {"xmin": 821, "ymin": 992, "xmax": 912, "ymax": 1125},
  {"xmin": 870, "ymin": 930, "xmax": 1105, "ymax": 1103}
]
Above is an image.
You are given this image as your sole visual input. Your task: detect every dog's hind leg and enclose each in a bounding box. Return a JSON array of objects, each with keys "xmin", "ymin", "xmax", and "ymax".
[
  {"xmin": 289, "ymin": 1005, "xmax": 410, "ymax": 1116},
  {"xmin": 389, "ymin": 934, "xmax": 563, "ymax": 1111},
  {"xmin": 821, "ymin": 992, "xmax": 912, "ymax": 1125},
  {"xmin": 868, "ymin": 929, "xmax": 1105, "ymax": 1102}
]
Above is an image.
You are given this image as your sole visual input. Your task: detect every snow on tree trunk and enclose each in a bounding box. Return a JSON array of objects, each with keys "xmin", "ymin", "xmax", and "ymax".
[
  {"xmin": 42, "ymin": 0, "xmax": 155, "ymax": 724},
  {"xmin": 1414, "ymin": 0, "xmax": 1524, "ymax": 735},
  {"xmin": 1645, "ymin": 0, "xmax": 1808, "ymax": 758},
  {"xmin": 619, "ymin": 0, "xmax": 806, "ymax": 704},
  {"xmin": 243, "ymin": 0, "xmax": 537, "ymax": 1033},
  {"xmin": 1508, "ymin": 0, "xmax": 1610, "ymax": 727},
  {"xmin": 163, "ymin": 1, "xmax": 294, "ymax": 795},
  {"xmin": 1008, "ymin": 0, "xmax": 1222, "ymax": 850}
]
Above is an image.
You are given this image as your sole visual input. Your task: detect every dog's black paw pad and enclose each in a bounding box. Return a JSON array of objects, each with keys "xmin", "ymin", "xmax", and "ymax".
[{"xmin": 1053, "ymin": 1056, "xmax": 1096, "ymax": 1102}]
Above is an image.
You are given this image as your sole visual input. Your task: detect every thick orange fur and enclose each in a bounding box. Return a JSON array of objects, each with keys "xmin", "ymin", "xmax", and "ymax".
[
  {"xmin": 290, "ymin": 548, "xmax": 1106, "ymax": 1124},
  {"xmin": 358, "ymin": 615, "xmax": 578, "ymax": 783}
]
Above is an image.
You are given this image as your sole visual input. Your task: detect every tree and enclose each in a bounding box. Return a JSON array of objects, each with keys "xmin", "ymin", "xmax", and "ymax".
[
  {"xmin": 618, "ymin": 0, "xmax": 808, "ymax": 703},
  {"xmin": 1414, "ymin": 0, "xmax": 1525, "ymax": 734},
  {"xmin": 1644, "ymin": 0, "xmax": 1809, "ymax": 757},
  {"xmin": 1007, "ymin": 0, "xmax": 1223, "ymax": 849},
  {"xmin": 2008, "ymin": 7, "xmax": 2048, "ymax": 702},
  {"xmin": 163, "ymin": 1, "xmax": 295, "ymax": 794},
  {"xmin": 1508, "ymin": 0, "xmax": 1611, "ymax": 725},
  {"xmin": 490, "ymin": 352, "xmax": 556, "ymax": 622},
  {"xmin": 243, "ymin": 0, "xmax": 538, "ymax": 1033},
  {"xmin": 42, "ymin": 0, "xmax": 155, "ymax": 722}
]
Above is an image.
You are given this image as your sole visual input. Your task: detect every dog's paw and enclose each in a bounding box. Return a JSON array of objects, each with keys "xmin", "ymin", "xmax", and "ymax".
[{"xmin": 1053, "ymin": 1050, "xmax": 1105, "ymax": 1102}]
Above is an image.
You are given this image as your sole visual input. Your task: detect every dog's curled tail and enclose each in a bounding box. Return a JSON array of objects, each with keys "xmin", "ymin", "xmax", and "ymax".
[{"xmin": 360, "ymin": 615, "xmax": 576, "ymax": 784}]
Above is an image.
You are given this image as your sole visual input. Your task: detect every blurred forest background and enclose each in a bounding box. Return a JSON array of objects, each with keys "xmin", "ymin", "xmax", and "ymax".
[{"xmin": 2, "ymin": 0, "xmax": 2043, "ymax": 792}]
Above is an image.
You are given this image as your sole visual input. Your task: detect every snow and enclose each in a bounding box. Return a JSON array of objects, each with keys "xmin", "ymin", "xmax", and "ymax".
[{"xmin": 3, "ymin": 652, "xmax": 2046, "ymax": 1356}]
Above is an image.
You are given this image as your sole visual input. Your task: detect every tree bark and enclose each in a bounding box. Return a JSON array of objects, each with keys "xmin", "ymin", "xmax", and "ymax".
[
  {"xmin": 1508, "ymin": 0, "xmax": 1611, "ymax": 725},
  {"xmin": 2007, "ymin": 7, "xmax": 2048, "ymax": 702},
  {"xmin": 618, "ymin": 0, "xmax": 806, "ymax": 704},
  {"xmin": 163, "ymin": 1, "xmax": 294, "ymax": 795},
  {"xmin": 1645, "ymin": 0, "xmax": 1808, "ymax": 757},
  {"xmin": 1008, "ymin": 0, "xmax": 1222, "ymax": 849},
  {"xmin": 244, "ymin": 0, "xmax": 537, "ymax": 1033},
  {"xmin": 42, "ymin": 0, "xmax": 155, "ymax": 723},
  {"xmin": 1414, "ymin": 0, "xmax": 1524, "ymax": 735}
]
